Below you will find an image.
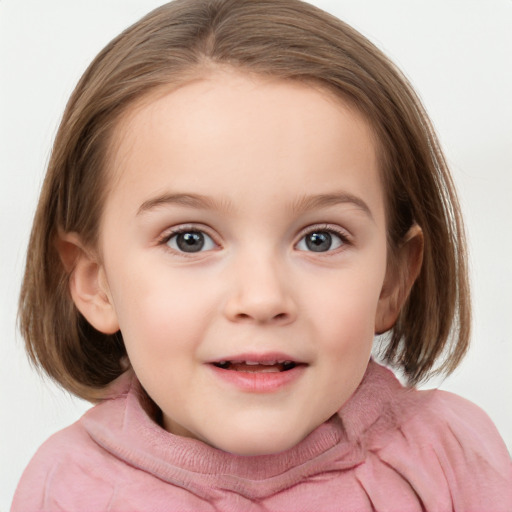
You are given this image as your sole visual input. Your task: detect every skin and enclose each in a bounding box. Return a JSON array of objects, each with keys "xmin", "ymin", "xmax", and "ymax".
[{"xmin": 66, "ymin": 69, "xmax": 419, "ymax": 455}]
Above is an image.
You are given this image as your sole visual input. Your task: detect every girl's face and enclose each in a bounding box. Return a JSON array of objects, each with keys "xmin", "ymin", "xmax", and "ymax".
[{"xmin": 95, "ymin": 70, "xmax": 394, "ymax": 455}]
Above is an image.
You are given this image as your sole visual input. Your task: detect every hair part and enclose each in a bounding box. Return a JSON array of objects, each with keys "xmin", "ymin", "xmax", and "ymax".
[{"xmin": 19, "ymin": 0, "xmax": 470, "ymax": 400}]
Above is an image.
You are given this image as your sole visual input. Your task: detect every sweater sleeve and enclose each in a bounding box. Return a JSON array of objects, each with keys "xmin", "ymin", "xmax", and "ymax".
[
  {"xmin": 11, "ymin": 422, "xmax": 115, "ymax": 512},
  {"xmin": 369, "ymin": 389, "xmax": 512, "ymax": 512},
  {"xmin": 430, "ymin": 391, "xmax": 512, "ymax": 510}
]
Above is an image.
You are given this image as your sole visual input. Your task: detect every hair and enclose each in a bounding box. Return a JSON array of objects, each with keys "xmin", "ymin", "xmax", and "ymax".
[{"xmin": 19, "ymin": 0, "xmax": 470, "ymax": 401}]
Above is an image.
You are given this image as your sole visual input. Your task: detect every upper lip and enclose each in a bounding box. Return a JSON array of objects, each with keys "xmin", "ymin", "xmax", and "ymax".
[{"xmin": 207, "ymin": 352, "xmax": 307, "ymax": 365}]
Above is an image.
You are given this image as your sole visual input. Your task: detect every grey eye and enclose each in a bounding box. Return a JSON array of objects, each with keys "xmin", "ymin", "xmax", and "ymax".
[
  {"xmin": 297, "ymin": 231, "xmax": 343, "ymax": 252},
  {"xmin": 167, "ymin": 231, "xmax": 215, "ymax": 253}
]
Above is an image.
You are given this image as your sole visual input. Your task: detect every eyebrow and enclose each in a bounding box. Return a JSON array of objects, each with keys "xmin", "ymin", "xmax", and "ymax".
[
  {"xmin": 291, "ymin": 192, "xmax": 374, "ymax": 220},
  {"xmin": 137, "ymin": 191, "xmax": 373, "ymax": 220},
  {"xmin": 137, "ymin": 193, "xmax": 232, "ymax": 215}
]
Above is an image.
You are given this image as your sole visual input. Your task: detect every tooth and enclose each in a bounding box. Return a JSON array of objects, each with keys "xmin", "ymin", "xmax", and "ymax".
[{"xmin": 221, "ymin": 359, "xmax": 296, "ymax": 367}]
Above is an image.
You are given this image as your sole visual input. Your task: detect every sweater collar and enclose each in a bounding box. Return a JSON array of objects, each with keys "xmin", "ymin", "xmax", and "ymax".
[{"xmin": 82, "ymin": 360, "xmax": 403, "ymax": 499}]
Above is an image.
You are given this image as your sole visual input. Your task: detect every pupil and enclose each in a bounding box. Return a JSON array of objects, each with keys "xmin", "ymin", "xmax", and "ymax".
[
  {"xmin": 177, "ymin": 232, "xmax": 204, "ymax": 252},
  {"xmin": 306, "ymin": 232, "xmax": 331, "ymax": 252}
]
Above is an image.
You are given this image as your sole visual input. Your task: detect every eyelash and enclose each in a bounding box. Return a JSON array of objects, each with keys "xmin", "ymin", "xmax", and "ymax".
[
  {"xmin": 295, "ymin": 224, "xmax": 352, "ymax": 254},
  {"xmin": 158, "ymin": 225, "xmax": 218, "ymax": 253},
  {"xmin": 157, "ymin": 224, "xmax": 352, "ymax": 255}
]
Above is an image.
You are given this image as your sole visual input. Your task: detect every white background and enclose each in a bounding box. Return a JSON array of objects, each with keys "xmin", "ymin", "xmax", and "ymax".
[{"xmin": 1, "ymin": 0, "xmax": 511, "ymax": 508}]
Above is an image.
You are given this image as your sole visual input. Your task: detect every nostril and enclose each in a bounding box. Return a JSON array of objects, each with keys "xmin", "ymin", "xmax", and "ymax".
[{"xmin": 234, "ymin": 312, "xmax": 288, "ymax": 323}]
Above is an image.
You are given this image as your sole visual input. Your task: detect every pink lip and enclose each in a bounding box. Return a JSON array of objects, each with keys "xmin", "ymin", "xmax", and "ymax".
[
  {"xmin": 208, "ymin": 351, "xmax": 303, "ymax": 364},
  {"xmin": 206, "ymin": 352, "xmax": 307, "ymax": 393}
]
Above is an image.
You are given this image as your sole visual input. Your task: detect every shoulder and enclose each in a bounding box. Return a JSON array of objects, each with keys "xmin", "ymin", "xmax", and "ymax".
[
  {"xmin": 10, "ymin": 373, "xmax": 142, "ymax": 512},
  {"xmin": 11, "ymin": 372, "xmax": 145, "ymax": 511},
  {"xmin": 11, "ymin": 418, "xmax": 119, "ymax": 511},
  {"xmin": 409, "ymin": 389, "xmax": 510, "ymax": 467},
  {"xmin": 423, "ymin": 389, "xmax": 508, "ymax": 446},
  {"xmin": 370, "ymin": 384, "xmax": 512, "ymax": 510}
]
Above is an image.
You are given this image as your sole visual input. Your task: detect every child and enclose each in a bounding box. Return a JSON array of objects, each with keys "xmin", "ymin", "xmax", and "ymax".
[{"xmin": 11, "ymin": 0, "xmax": 512, "ymax": 510}]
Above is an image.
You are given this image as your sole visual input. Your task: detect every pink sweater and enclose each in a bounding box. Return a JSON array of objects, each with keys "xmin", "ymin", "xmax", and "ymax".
[{"xmin": 12, "ymin": 362, "xmax": 512, "ymax": 511}]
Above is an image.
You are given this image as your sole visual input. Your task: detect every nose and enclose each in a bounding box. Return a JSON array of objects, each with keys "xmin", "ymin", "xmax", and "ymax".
[{"xmin": 223, "ymin": 252, "xmax": 297, "ymax": 325}]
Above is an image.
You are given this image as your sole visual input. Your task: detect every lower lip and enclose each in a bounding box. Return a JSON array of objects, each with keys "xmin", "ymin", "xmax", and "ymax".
[{"xmin": 208, "ymin": 364, "xmax": 306, "ymax": 393}]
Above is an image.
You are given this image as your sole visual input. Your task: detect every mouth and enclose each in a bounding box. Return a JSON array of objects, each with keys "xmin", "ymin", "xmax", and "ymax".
[
  {"xmin": 208, "ymin": 353, "xmax": 308, "ymax": 392},
  {"xmin": 212, "ymin": 360, "xmax": 299, "ymax": 373}
]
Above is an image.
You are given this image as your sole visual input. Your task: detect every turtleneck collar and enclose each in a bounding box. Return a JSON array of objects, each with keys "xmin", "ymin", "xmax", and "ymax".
[{"xmin": 82, "ymin": 360, "xmax": 404, "ymax": 500}]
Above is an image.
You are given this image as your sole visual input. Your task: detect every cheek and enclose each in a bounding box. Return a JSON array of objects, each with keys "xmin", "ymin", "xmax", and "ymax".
[
  {"xmin": 106, "ymin": 262, "xmax": 212, "ymax": 354},
  {"xmin": 308, "ymin": 263, "xmax": 385, "ymax": 332},
  {"xmin": 299, "ymin": 268, "xmax": 386, "ymax": 382}
]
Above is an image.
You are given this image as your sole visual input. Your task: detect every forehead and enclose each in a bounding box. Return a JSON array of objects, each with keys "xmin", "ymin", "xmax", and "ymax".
[{"xmin": 105, "ymin": 70, "xmax": 384, "ymax": 221}]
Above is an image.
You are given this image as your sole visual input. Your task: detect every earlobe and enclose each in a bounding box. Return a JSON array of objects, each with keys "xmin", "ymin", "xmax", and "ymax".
[
  {"xmin": 375, "ymin": 224, "xmax": 424, "ymax": 334},
  {"xmin": 57, "ymin": 233, "xmax": 120, "ymax": 335}
]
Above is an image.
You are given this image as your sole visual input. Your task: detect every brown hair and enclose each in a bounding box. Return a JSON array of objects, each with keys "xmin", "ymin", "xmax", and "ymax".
[{"xmin": 19, "ymin": 0, "xmax": 470, "ymax": 400}]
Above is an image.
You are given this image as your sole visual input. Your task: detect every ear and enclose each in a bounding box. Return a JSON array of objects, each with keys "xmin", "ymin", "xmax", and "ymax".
[
  {"xmin": 56, "ymin": 232, "xmax": 120, "ymax": 334},
  {"xmin": 375, "ymin": 224, "xmax": 424, "ymax": 334}
]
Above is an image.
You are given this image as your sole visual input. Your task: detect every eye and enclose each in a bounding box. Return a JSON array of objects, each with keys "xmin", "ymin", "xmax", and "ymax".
[
  {"xmin": 166, "ymin": 230, "xmax": 216, "ymax": 253},
  {"xmin": 296, "ymin": 229, "xmax": 346, "ymax": 253}
]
